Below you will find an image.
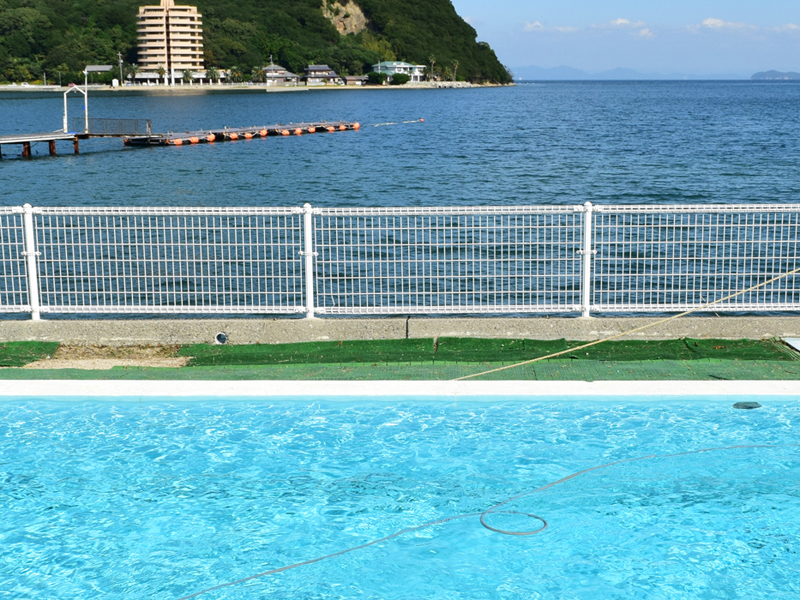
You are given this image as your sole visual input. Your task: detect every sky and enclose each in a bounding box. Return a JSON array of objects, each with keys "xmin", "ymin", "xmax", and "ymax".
[{"xmin": 451, "ymin": 0, "xmax": 800, "ymax": 75}]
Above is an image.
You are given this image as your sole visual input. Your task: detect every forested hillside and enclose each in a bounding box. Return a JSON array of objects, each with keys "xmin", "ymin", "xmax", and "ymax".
[{"xmin": 0, "ymin": 0, "xmax": 511, "ymax": 83}]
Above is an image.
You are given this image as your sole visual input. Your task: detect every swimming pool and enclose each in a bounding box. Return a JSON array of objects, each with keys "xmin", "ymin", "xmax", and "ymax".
[{"xmin": 1, "ymin": 397, "xmax": 798, "ymax": 599}]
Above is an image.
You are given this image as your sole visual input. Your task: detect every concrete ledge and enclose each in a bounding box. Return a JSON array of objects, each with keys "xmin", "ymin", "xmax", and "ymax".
[
  {"xmin": 0, "ymin": 379, "xmax": 799, "ymax": 397},
  {"xmin": 2, "ymin": 316, "xmax": 800, "ymax": 346}
]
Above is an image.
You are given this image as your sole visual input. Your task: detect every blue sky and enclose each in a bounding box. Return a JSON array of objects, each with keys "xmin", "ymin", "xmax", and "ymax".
[{"xmin": 451, "ymin": 1, "xmax": 800, "ymax": 74}]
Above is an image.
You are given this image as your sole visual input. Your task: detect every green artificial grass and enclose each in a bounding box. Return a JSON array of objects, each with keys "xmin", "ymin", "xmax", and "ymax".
[
  {"xmin": 0, "ymin": 341, "xmax": 60, "ymax": 367},
  {"xmin": 178, "ymin": 338, "xmax": 437, "ymax": 367},
  {"xmin": 178, "ymin": 337, "xmax": 798, "ymax": 367},
  {"xmin": 1, "ymin": 359, "xmax": 799, "ymax": 381}
]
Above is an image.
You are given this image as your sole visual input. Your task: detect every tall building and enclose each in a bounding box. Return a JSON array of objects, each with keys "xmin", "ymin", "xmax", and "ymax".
[{"xmin": 137, "ymin": 0, "xmax": 204, "ymax": 83}]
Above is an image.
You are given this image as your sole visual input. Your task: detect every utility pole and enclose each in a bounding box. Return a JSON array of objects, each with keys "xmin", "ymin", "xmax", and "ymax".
[{"xmin": 118, "ymin": 51, "xmax": 124, "ymax": 84}]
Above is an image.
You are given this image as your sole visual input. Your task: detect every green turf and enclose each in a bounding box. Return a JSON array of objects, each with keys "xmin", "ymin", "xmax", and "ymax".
[
  {"xmin": 0, "ymin": 341, "xmax": 60, "ymax": 367},
  {"xmin": 2, "ymin": 359, "xmax": 799, "ymax": 381},
  {"xmin": 177, "ymin": 337, "xmax": 798, "ymax": 366},
  {"xmin": 178, "ymin": 338, "xmax": 437, "ymax": 366}
]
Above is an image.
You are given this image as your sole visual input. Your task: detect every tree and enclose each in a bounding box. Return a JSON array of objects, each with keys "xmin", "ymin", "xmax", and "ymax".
[
  {"xmin": 206, "ymin": 66, "xmax": 219, "ymax": 83},
  {"xmin": 452, "ymin": 60, "xmax": 459, "ymax": 81},
  {"xmin": 389, "ymin": 73, "xmax": 409, "ymax": 85},
  {"xmin": 228, "ymin": 66, "xmax": 243, "ymax": 83},
  {"xmin": 428, "ymin": 54, "xmax": 435, "ymax": 81},
  {"xmin": 250, "ymin": 66, "xmax": 266, "ymax": 83},
  {"xmin": 182, "ymin": 69, "xmax": 193, "ymax": 83},
  {"xmin": 366, "ymin": 71, "xmax": 386, "ymax": 85},
  {"xmin": 156, "ymin": 65, "xmax": 166, "ymax": 85}
]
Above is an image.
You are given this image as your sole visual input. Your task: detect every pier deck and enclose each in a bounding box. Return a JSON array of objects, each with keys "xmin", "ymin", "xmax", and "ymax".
[
  {"xmin": 123, "ymin": 120, "xmax": 360, "ymax": 146},
  {"xmin": 0, "ymin": 131, "xmax": 82, "ymax": 158},
  {"xmin": 0, "ymin": 120, "xmax": 359, "ymax": 157}
]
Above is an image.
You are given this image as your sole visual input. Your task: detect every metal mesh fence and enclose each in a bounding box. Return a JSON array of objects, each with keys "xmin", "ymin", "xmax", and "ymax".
[
  {"xmin": 592, "ymin": 205, "xmax": 800, "ymax": 311},
  {"xmin": 0, "ymin": 208, "xmax": 28, "ymax": 312},
  {"xmin": 32, "ymin": 207, "xmax": 305, "ymax": 314},
  {"xmin": 312, "ymin": 207, "xmax": 584, "ymax": 314},
  {"xmin": 2, "ymin": 204, "xmax": 800, "ymax": 318}
]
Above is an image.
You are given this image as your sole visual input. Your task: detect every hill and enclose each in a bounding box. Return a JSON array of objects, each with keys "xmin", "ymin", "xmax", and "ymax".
[
  {"xmin": 0, "ymin": 0, "xmax": 511, "ymax": 84},
  {"xmin": 751, "ymin": 70, "xmax": 800, "ymax": 81}
]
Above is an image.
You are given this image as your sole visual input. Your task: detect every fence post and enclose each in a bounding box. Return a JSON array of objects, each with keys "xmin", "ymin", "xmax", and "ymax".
[
  {"xmin": 302, "ymin": 203, "xmax": 317, "ymax": 318},
  {"xmin": 580, "ymin": 201, "xmax": 594, "ymax": 318},
  {"xmin": 21, "ymin": 203, "xmax": 41, "ymax": 321}
]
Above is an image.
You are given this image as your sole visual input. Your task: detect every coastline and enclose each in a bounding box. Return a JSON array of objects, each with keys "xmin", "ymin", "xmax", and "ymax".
[{"xmin": 0, "ymin": 82, "xmax": 512, "ymax": 97}]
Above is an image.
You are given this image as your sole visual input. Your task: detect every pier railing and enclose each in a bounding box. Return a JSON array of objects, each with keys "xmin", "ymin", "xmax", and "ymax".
[
  {"xmin": 71, "ymin": 118, "xmax": 153, "ymax": 136},
  {"xmin": 1, "ymin": 203, "xmax": 799, "ymax": 320}
]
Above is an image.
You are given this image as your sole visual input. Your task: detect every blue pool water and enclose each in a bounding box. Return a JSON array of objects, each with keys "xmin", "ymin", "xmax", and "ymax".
[{"xmin": 1, "ymin": 398, "xmax": 799, "ymax": 599}]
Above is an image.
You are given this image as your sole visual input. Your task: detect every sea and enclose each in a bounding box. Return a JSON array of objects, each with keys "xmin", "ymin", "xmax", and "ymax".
[{"xmin": 1, "ymin": 81, "xmax": 799, "ymax": 209}]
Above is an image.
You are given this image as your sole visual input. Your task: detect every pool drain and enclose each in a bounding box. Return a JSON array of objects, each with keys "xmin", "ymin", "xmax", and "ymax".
[{"xmin": 733, "ymin": 401, "xmax": 762, "ymax": 410}]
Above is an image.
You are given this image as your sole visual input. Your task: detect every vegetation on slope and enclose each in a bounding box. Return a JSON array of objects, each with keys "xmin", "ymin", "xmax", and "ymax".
[{"xmin": 0, "ymin": 0, "xmax": 511, "ymax": 83}]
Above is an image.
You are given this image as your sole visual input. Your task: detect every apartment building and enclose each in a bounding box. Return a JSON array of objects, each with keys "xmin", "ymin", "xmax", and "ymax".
[{"xmin": 137, "ymin": 0, "xmax": 204, "ymax": 83}]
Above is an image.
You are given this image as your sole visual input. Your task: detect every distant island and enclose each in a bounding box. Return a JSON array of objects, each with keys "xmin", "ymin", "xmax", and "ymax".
[
  {"xmin": 751, "ymin": 71, "xmax": 800, "ymax": 80},
  {"xmin": 0, "ymin": 0, "xmax": 511, "ymax": 85}
]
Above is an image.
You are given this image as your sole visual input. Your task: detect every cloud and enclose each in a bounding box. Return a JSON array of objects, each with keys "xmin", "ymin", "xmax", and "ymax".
[
  {"xmin": 775, "ymin": 23, "xmax": 800, "ymax": 32},
  {"xmin": 637, "ymin": 28, "xmax": 655, "ymax": 38},
  {"xmin": 608, "ymin": 18, "xmax": 647, "ymax": 28},
  {"xmin": 523, "ymin": 21, "xmax": 544, "ymax": 32},
  {"xmin": 523, "ymin": 21, "xmax": 577, "ymax": 33},
  {"xmin": 701, "ymin": 18, "xmax": 748, "ymax": 30}
]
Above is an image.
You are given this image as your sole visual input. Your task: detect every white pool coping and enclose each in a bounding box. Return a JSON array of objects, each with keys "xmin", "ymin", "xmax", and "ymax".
[{"xmin": 0, "ymin": 380, "xmax": 798, "ymax": 398}]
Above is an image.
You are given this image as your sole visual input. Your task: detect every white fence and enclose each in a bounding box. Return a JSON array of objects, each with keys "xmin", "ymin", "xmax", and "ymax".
[{"xmin": 1, "ymin": 203, "xmax": 798, "ymax": 319}]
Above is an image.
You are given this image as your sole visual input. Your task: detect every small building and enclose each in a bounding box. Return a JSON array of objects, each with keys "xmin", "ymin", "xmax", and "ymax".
[
  {"xmin": 302, "ymin": 65, "xmax": 342, "ymax": 85},
  {"xmin": 262, "ymin": 64, "xmax": 299, "ymax": 86},
  {"xmin": 372, "ymin": 61, "xmax": 426, "ymax": 82},
  {"xmin": 343, "ymin": 75, "xmax": 368, "ymax": 86}
]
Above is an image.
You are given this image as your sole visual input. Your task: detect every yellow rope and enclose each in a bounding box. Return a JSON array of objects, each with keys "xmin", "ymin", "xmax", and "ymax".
[{"xmin": 453, "ymin": 266, "xmax": 800, "ymax": 381}]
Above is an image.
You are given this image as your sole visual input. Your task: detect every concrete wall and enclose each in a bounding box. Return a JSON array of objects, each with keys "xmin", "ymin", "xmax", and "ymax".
[{"xmin": 2, "ymin": 316, "xmax": 800, "ymax": 346}]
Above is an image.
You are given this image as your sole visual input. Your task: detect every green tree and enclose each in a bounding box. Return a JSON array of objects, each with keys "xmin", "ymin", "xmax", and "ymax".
[
  {"xmin": 182, "ymin": 69, "xmax": 194, "ymax": 83},
  {"xmin": 206, "ymin": 66, "xmax": 219, "ymax": 83},
  {"xmin": 366, "ymin": 71, "xmax": 386, "ymax": 85},
  {"xmin": 389, "ymin": 72, "xmax": 409, "ymax": 85}
]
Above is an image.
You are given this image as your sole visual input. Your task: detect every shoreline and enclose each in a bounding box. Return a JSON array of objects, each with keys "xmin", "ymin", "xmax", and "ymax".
[{"xmin": 0, "ymin": 82, "xmax": 510, "ymax": 97}]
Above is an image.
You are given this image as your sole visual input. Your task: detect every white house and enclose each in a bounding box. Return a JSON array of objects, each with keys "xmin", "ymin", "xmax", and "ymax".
[{"xmin": 372, "ymin": 61, "xmax": 426, "ymax": 82}]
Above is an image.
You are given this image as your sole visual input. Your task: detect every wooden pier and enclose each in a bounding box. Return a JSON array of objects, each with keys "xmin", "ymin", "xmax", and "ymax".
[
  {"xmin": 0, "ymin": 131, "xmax": 85, "ymax": 158},
  {"xmin": 123, "ymin": 121, "xmax": 360, "ymax": 147},
  {"xmin": 0, "ymin": 120, "xmax": 360, "ymax": 159}
]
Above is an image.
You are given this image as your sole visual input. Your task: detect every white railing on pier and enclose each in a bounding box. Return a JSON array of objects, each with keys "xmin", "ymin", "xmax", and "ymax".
[{"xmin": 1, "ymin": 203, "xmax": 799, "ymax": 319}]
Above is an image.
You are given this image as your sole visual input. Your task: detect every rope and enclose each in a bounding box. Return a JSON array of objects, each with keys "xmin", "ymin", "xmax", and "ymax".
[
  {"xmin": 175, "ymin": 443, "xmax": 798, "ymax": 600},
  {"xmin": 453, "ymin": 266, "xmax": 800, "ymax": 381}
]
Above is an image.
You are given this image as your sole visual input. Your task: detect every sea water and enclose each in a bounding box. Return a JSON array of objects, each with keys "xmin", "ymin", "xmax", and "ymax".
[
  {"xmin": 1, "ymin": 399, "xmax": 798, "ymax": 599},
  {"xmin": 1, "ymin": 82, "xmax": 799, "ymax": 208}
]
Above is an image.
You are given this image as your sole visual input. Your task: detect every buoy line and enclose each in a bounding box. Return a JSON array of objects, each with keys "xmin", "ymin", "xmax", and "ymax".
[
  {"xmin": 453, "ymin": 266, "xmax": 800, "ymax": 381},
  {"xmin": 174, "ymin": 443, "xmax": 798, "ymax": 600}
]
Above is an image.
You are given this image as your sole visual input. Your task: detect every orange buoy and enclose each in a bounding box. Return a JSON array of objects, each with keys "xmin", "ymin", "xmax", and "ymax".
[
  {"xmin": 244, "ymin": 132, "xmax": 253, "ymax": 139},
  {"xmin": 259, "ymin": 129, "xmax": 268, "ymax": 137},
  {"xmin": 294, "ymin": 128, "xmax": 303, "ymax": 135},
  {"xmin": 206, "ymin": 134, "xmax": 216, "ymax": 142},
  {"xmin": 327, "ymin": 126, "xmax": 335, "ymax": 132},
  {"xmin": 281, "ymin": 129, "xmax": 290, "ymax": 136},
  {"xmin": 339, "ymin": 125, "xmax": 346, "ymax": 131},
  {"xmin": 308, "ymin": 126, "xmax": 316, "ymax": 133},
  {"xmin": 420, "ymin": 118, "xmax": 425, "ymax": 122},
  {"xmin": 173, "ymin": 139, "xmax": 183, "ymax": 146},
  {"xmin": 189, "ymin": 137, "xmax": 199, "ymax": 144},
  {"xmin": 229, "ymin": 132, "xmax": 239, "ymax": 140},
  {"xmin": 353, "ymin": 123, "xmax": 360, "ymax": 130}
]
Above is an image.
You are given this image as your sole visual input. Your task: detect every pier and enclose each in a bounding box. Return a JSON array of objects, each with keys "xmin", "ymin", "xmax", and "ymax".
[
  {"xmin": 0, "ymin": 120, "xmax": 359, "ymax": 158},
  {"xmin": 124, "ymin": 121, "xmax": 360, "ymax": 146}
]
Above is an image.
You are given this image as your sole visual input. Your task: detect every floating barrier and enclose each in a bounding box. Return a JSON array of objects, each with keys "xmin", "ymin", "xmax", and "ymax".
[{"xmin": 124, "ymin": 121, "xmax": 360, "ymax": 147}]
